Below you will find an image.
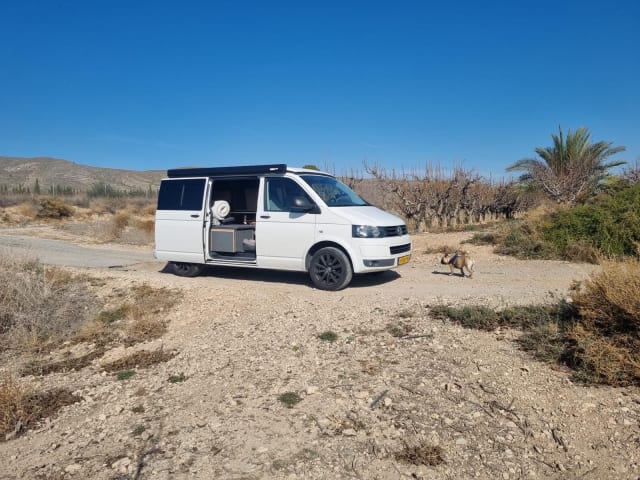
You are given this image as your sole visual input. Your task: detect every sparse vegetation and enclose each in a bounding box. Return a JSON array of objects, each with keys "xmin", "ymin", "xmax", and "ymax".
[
  {"xmin": 0, "ymin": 255, "xmax": 99, "ymax": 353},
  {"xmin": 278, "ymin": 392, "xmax": 302, "ymax": 407},
  {"xmin": 318, "ymin": 331, "xmax": 338, "ymax": 342},
  {"xmin": 395, "ymin": 442, "xmax": 445, "ymax": 466},
  {"xmin": 1, "ymin": 372, "xmax": 79, "ymax": 441},
  {"xmin": 470, "ymin": 184, "xmax": 640, "ymax": 262},
  {"xmin": 432, "ymin": 258, "xmax": 640, "ymax": 386},
  {"xmin": 131, "ymin": 424, "xmax": 146, "ymax": 436},
  {"xmin": 116, "ymin": 369, "xmax": 135, "ymax": 381},
  {"xmin": 168, "ymin": 373, "xmax": 187, "ymax": 383},
  {"xmin": 387, "ymin": 321, "xmax": 414, "ymax": 338},
  {"xmin": 21, "ymin": 349, "xmax": 105, "ymax": 377},
  {"xmin": 101, "ymin": 349, "xmax": 178, "ymax": 373}
]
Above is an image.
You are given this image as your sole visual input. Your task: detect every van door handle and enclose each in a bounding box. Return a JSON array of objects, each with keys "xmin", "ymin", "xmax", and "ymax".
[
  {"xmin": 190, "ymin": 214, "xmax": 200, "ymax": 218},
  {"xmin": 260, "ymin": 215, "xmax": 270, "ymax": 219}
]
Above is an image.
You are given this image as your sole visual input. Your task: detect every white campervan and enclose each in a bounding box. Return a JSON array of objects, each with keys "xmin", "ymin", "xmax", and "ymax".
[{"xmin": 154, "ymin": 164, "xmax": 411, "ymax": 290}]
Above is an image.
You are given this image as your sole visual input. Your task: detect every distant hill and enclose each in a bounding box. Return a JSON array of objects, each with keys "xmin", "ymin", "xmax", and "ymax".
[{"xmin": 0, "ymin": 156, "xmax": 166, "ymax": 192}]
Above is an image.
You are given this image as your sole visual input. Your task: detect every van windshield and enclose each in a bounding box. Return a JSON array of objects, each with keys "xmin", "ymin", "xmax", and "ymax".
[{"xmin": 300, "ymin": 175, "xmax": 369, "ymax": 207}]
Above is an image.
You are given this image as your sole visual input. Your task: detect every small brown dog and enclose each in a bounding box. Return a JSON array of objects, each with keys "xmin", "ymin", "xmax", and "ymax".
[{"xmin": 441, "ymin": 251, "xmax": 475, "ymax": 278}]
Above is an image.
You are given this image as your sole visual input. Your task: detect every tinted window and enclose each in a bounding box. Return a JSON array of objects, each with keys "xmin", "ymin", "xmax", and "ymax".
[{"xmin": 157, "ymin": 179, "xmax": 206, "ymax": 211}]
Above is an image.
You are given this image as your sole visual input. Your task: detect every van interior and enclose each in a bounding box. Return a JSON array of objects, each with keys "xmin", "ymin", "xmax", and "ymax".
[{"xmin": 208, "ymin": 177, "xmax": 259, "ymax": 261}]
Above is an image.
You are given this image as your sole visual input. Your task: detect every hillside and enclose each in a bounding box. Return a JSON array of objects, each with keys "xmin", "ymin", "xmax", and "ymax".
[{"xmin": 0, "ymin": 156, "xmax": 166, "ymax": 192}]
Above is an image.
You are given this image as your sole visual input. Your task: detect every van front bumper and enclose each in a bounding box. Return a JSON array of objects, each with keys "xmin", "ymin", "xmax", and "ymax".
[{"xmin": 355, "ymin": 239, "xmax": 412, "ymax": 271}]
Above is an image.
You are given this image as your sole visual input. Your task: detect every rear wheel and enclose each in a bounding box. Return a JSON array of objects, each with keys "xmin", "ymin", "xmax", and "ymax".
[
  {"xmin": 170, "ymin": 262, "xmax": 204, "ymax": 277},
  {"xmin": 309, "ymin": 247, "xmax": 353, "ymax": 291}
]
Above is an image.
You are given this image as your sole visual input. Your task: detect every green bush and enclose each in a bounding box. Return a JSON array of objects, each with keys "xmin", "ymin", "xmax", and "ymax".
[
  {"xmin": 543, "ymin": 184, "xmax": 640, "ymax": 259},
  {"xmin": 491, "ymin": 184, "xmax": 640, "ymax": 261}
]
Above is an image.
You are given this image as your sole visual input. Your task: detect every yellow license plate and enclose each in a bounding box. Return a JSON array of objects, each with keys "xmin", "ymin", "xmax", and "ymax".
[{"xmin": 398, "ymin": 255, "xmax": 411, "ymax": 265}]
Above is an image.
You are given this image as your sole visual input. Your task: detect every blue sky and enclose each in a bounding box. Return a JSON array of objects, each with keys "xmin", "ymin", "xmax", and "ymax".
[{"xmin": 1, "ymin": 1, "xmax": 638, "ymax": 177}]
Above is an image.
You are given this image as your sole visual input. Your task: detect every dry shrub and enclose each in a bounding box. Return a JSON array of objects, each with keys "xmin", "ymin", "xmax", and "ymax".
[
  {"xmin": 563, "ymin": 240, "xmax": 599, "ymax": 264},
  {"xmin": 111, "ymin": 211, "xmax": 130, "ymax": 238},
  {"xmin": 16, "ymin": 202, "xmax": 37, "ymax": 219},
  {"xmin": 141, "ymin": 203, "xmax": 156, "ymax": 215},
  {"xmin": 566, "ymin": 325, "xmax": 639, "ymax": 385},
  {"xmin": 0, "ymin": 372, "xmax": 26, "ymax": 437},
  {"xmin": 0, "ymin": 372, "xmax": 79, "ymax": 440},
  {"xmin": 135, "ymin": 218, "xmax": 155, "ymax": 235},
  {"xmin": 572, "ymin": 258, "xmax": 640, "ymax": 334},
  {"xmin": 395, "ymin": 442, "xmax": 445, "ymax": 466},
  {"xmin": 125, "ymin": 317, "xmax": 167, "ymax": 345},
  {"xmin": 36, "ymin": 197, "xmax": 73, "ymax": 219},
  {"xmin": 21, "ymin": 348, "xmax": 105, "ymax": 377},
  {"xmin": 0, "ymin": 255, "xmax": 98, "ymax": 352},
  {"xmin": 566, "ymin": 258, "xmax": 640, "ymax": 385},
  {"xmin": 101, "ymin": 349, "xmax": 177, "ymax": 372}
]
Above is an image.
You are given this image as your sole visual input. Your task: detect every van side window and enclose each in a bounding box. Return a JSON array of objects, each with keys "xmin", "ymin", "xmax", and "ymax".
[
  {"xmin": 264, "ymin": 177, "xmax": 310, "ymax": 212},
  {"xmin": 157, "ymin": 179, "xmax": 206, "ymax": 211}
]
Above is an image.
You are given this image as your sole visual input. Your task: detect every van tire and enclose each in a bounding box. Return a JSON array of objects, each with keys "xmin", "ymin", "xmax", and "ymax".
[
  {"xmin": 170, "ymin": 262, "xmax": 204, "ymax": 277},
  {"xmin": 309, "ymin": 247, "xmax": 353, "ymax": 291}
]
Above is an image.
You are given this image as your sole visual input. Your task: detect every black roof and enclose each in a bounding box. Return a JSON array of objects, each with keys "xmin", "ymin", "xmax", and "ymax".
[{"xmin": 167, "ymin": 164, "xmax": 287, "ymax": 178}]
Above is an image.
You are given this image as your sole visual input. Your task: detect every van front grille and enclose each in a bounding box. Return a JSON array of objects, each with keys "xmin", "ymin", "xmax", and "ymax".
[
  {"xmin": 390, "ymin": 243, "xmax": 411, "ymax": 255},
  {"xmin": 383, "ymin": 225, "xmax": 408, "ymax": 237}
]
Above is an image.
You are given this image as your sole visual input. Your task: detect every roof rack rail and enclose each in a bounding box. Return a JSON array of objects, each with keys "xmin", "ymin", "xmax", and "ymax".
[{"xmin": 167, "ymin": 164, "xmax": 287, "ymax": 178}]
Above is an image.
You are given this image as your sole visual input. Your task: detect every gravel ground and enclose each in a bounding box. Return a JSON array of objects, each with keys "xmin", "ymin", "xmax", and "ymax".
[{"xmin": 0, "ymin": 230, "xmax": 638, "ymax": 480}]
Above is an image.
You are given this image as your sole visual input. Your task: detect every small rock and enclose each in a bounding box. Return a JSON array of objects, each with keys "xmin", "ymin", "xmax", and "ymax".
[
  {"xmin": 98, "ymin": 414, "xmax": 107, "ymax": 422},
  {"xmin": 354, "ymin": 391, "xmax": 368, "ymax": 399},
  {"xmin": 383, "ymin": 397, "xmax": 392, "ymax": 407},
  {"xmin": 306, "ymin": 386, "xmax": 319, "ymax": 395},
  {"xmin": 455, "ymin": 437, "xmax": 467, "ymax": 445},
  {"xmin": 342, "ymin": 428, "xmax": 357, "ymax": 436},
  {"xmin": 256, "ymin": 447, "xmax": 268, "ymax": 454},
  {"xmin": 65, "ymin": 464, "xmax": 82, "ymax": 474}
]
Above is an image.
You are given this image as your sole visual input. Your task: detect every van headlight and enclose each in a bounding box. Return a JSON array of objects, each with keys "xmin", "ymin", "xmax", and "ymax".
[{"xmin": 352, "ymin": 225, "xmax": 384, "ymax": 238}]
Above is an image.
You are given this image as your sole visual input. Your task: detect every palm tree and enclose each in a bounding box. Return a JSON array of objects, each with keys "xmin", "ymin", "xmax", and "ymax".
[{"xmin": 508, "ymin": 127, "xmax": 626, "ymax": 204}]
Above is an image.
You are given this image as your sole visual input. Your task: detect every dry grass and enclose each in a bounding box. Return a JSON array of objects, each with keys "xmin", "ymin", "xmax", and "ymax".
[
  {"xmin": 101, "ymin": 349, "xmax": 177, "ymax": 373},
  {"xmin": 0, "ymin": 255, "xmax": 99, "ymax": 353},
  {"xmin": 0, "ymin": 371, "xmax": 79, "ymax": 440},
  {"xmin": 76, "ymin": 284, "xmax": 178, "ymax": 346},
  {"xmin": 125, "ymin": 317, "xmax": 167, "ymax": 345},
  {"xmin": 0, "ymin": 372, "xmax": 27, "ymax": 437},
  {"xmin": 134, "ymin": 218, "xmax": 155, "ymax": 235},
  {"xmin": 565, "ymin": 258, "xmax": 640, "ymax": 385},
  {"xmin": 16, "ymin": 202, "xmax": 37, "ymax": 219},
  {"xmin": 432, "ymin": 258, "xmax": 640, "ymax": 386}
]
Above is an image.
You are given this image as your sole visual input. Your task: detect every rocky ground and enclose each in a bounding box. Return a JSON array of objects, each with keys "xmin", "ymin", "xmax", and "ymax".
[{"xmin": 0, "ymin": 230, "xmax": 638, "ymax": 480}]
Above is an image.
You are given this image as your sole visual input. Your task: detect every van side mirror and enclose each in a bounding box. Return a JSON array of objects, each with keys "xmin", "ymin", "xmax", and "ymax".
[{"xmin": 290, "ymin": 196, "xmax": 317, "ymax": 213}]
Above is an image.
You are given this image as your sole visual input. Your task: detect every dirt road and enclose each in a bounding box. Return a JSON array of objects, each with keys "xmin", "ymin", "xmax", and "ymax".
[{"xmin": 1, "ymin": 229, "xmax": 638, "ymax": 480}]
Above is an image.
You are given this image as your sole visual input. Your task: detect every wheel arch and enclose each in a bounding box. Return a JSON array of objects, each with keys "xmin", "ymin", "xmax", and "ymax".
[{"xmin": 305, "ymin": 241, "xmax": 354, "ymax": 272}]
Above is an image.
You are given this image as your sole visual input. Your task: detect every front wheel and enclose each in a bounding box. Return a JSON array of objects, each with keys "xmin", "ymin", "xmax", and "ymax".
[
  {"xmin": 309, "ymin": 247, "xmax": 353, "ymax": 291},
  {"xmin": 170, "ymin": 262, "xmax": 204, "ymax": 277}
]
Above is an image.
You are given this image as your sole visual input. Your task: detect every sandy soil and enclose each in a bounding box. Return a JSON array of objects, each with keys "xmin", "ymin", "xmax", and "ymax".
[{"xmin": 0, "ymin": 229, "xmax": 638, "ymax": 480}]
